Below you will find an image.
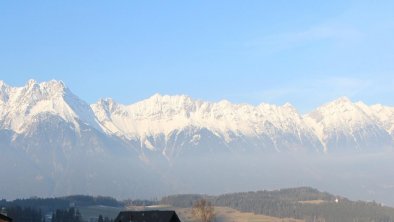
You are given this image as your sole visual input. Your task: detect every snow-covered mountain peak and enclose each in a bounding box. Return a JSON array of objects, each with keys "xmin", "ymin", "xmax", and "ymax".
[
  {"xmin": 217, "ymin": 99, "xmax": 232, "ymax": 106},
  {"xmin": 91, "ymin": 98, "xmax": 121, "ymax": 121},
  {"xmin": 13, "ymin": 79, "xmax": 69, "ymax": 100},
  {"xmin": 0, "ymin": 81, "xmax": 10, "ymax": 103},
  {"xmin": 0, "ymin": 80, "xmax": 101, "ymax": 133},
  {"xmin": 14, "ymin": 79, "xmax": 73, "ymax": 104},
  {"xmin": 304, "ymin": 97, "xmax": 393, "ymax": 152},
  {"xmin": 371, "ymin": 103, "xmax": 384, "ymax": 110},
  {"xmin": 41, "ymin": 79, "xmax": 67, "ymax": 91},
  {"xmin": 256, "ymin": 102, "xmax": 298, "ymax": 116},
  {"xmin": 143, "ymin": 93, "xmax": 195, "ymax": 106},
  {"xmin": 97, "ymin": 97, "xmax": 118, "ymax": 109},
  {"xmin": 0, "ymin": 80, "xmax": 6, "ymax": 87},
  {"xmin": 129, "ymin": 94, "xmax": 199, "ymax": 119},
  {"xmin": 309, "ymin": 96, "xmax": 365, "ymax": 118},
  {"xmin": 333, "ymin": 96, "xmax": 352, "ymax": 104},
  {"xmin": 282, "ymin": 102, "xmax": 298, "ymax": 112},
  {"xmin": 369, "ymin": 104, "xmax": 394, "ymax": 136},
  {"xmin": 27, "ymin": 79, "xmax": 37, "ymax": 86},
  {"xmin": 306, "ymin": 97, "xmax": 369, "ymax": 127}
]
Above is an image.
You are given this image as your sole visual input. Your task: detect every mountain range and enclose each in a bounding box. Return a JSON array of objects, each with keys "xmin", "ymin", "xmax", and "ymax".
[
  {"xmin": 1, "ymin": 79, "xmax": 394, "ymax": 200},
  {"xmin": 1, "ymin": 79, "xmax": 393, "ymax": 157}
]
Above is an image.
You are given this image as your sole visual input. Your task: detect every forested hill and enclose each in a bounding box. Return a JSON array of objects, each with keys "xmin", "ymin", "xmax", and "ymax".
[
  {"xmin": 0, "ymin": 195, "xmax": 161, "ymax": 222},
  {"xmin": 161, "ymin": 187, "xmax": 394, "ymax": 222},
  {"xmin": 0, "ymin": 195, "xmax": 123, "ymax": 210},
  {"xmin": 0, "ymin": 195, "xmax": 160, "ymax": 212}
]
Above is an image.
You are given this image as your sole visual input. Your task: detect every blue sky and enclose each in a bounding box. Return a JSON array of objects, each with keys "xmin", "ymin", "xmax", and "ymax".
[{"xmin": 0, "ymin": 1, "xmax": 393, "ymax": 112}]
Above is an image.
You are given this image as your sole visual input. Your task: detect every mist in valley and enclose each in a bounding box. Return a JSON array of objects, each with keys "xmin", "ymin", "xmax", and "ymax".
[
  {"xmin": 156, "ymin": 151, "xmax": 394, "ymax": 206},
  {"xmin": 3, "ymin": 150, "xmax": 390, "ymax": 205}
]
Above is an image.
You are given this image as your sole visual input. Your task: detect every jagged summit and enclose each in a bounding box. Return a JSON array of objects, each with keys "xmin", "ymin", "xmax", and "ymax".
[
  {"xmin": 143, "ymin": 93, "xmax": 194, "ymax": 103},
  {"xmin": 315, "ymin": 96, "xmax": 355, "ymax": 111},
  {"xmin": 137, "ymin": 93, "xmax": 197, "ymax": 111},
  {"xmin": 305, "ymin": 97, "xmax": 392, "ymax": 152},
  {"xmin": 0, "ymin": 79, "xmax": 101, "ymax": 133},
  {"xmin": 0, "ymin": 81, "xmax": 10, "ymax": 103},
  {"xmin": 23, "ymin": 79, "xmax": 67, "ymax": 92},
  {"xmin": 96, "ymin": 97, "xmax": 118, "ymax": 109},
  {"xmin": 332, "ymin": 96, "xmax": 352, "ymax": 103}
]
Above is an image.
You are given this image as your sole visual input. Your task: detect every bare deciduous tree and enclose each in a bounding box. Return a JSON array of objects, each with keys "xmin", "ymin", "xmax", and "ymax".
[{"xmin": 192, "ymin": 199, "xmax": 215, "ymax": 222}]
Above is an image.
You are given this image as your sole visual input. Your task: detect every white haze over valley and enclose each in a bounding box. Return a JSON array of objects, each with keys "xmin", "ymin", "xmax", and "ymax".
[{"xmin": 0, "ymin": 80, "xmax": 394, "ymax": 206}]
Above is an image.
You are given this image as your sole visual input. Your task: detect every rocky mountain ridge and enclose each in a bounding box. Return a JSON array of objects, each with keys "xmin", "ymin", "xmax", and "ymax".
[{"xmin": 1, "ymin": 80, "xmax": 393, "ymax": 158}]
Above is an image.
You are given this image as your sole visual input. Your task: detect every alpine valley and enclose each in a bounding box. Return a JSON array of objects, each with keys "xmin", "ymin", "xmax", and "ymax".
[{"xmin": 1, "ymin": 80, "xmax": 394, "ymax": 205}]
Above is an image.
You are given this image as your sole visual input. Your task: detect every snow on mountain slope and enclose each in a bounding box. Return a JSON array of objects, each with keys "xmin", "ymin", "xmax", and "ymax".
[
  {"xmin": 351, "ymin": 102, "xmax": 394, "ymax": 139},
  {"xmin": 91, "ymin": 94, "xmax": 322, "ymax": 154},
  {"xmin": 304, "ymin": 97, "xmax": 392, "ymax": 152},
  {"xmin": 0, "ymin": 79, "xmax": 102, "ymax": 133},
  {"xmin": 370, "ymin": 105, "xmax": 394, "ymax": 138},
  {"xmin": 1, "ymin": 80, "xmax": 393, "ymax": 156}
]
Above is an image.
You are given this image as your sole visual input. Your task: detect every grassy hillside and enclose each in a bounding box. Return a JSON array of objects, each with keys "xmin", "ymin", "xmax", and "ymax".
[
  {"xmin": 161, "ymin": 187, "xmax": 394, "ymax": 222},
  {"xmin": 125, "ymin": 205, "xmax": 303, "ymax": 222}
]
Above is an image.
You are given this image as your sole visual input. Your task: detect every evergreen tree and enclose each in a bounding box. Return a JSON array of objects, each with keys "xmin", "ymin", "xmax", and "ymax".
[{"xmin": 98, "ymin": 215, "xmax": 104, "ymax": 222}]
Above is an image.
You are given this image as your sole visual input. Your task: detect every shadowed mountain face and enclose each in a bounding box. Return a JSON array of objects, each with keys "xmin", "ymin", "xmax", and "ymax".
[{"xmin": 1, "ymin": 80, "xmax": 394, "ymax": 204}]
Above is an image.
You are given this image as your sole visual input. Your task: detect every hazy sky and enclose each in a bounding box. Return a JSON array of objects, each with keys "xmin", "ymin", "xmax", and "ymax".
[{"xmin": 1, "ymin": 1, "xmax": 393, "ymax": 112}]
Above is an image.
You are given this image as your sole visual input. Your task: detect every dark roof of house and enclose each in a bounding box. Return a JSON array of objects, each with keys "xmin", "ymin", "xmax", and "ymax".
[
  {"xmin": 0, "ymin": 214, "xmax": 12, "ymax": 222},
  {"xmin": 114, "ymin": 211, "xmax": 181, "ymax": 222}
]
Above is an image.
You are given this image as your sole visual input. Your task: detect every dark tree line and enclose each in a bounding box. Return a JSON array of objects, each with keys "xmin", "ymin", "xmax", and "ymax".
[
  {"xmin": 2, "ymin": 206, "xmax": 85, "ymax": 222},
  {"xmin": 97, "ymin": 214, "xmax": 113, "ymax": 222},
  {"xmin": 6, "ymin": 206, "xmax": 43, "ymax": 222},
  {"xmin": 64, "ymin": 196, "xmax": 121, "ymax": 207},
  {"xmin": 51, "ymin": 208, "xmax": 81, "ymax": 222},
  {"xmin": 0, "ymin": 195, "xmax": 122, "ymax": 212}
]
